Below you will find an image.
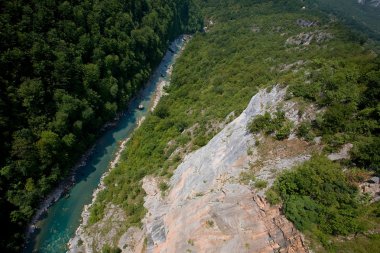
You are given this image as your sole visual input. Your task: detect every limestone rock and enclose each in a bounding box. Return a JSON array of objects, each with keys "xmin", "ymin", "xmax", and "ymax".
[
  {"xmin": 296, "ymin": 19, "xmax": 319, "ymax": 27},
  {"xmin": 286, "ymin": 31, "xmax": 333, "ymax": 46},
  {"xmin": 141, "ymin": 86, "xmax": 310, "ymax": 253},
  {"xmin": 327, "ymin": 143, "xmax": 353, "ymax": 161}
]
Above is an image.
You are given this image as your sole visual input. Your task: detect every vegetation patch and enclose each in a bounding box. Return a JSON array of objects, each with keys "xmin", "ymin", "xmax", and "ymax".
[
  {"xmin": 254, "ymin": 179, "xmax": 268, "ymax": 190},
  {"xmin": 266, "ymin": 155, "xmax": 380, "ymax": 251},
  {"xmin": 287, "ymin": 53, "xmax": 380, "ymax": 167},
  {"xmin": 248, "ymin": 111, "xmax": 293, "ymax": 140},
  {"xmin": 159, "ymin": 182, "xmax": 169, "ymax": 193},
  {"xmin": 239, "ymin": 171, "xmax": 256, "ymax": 185},
  {"xmin": 102, "ymin": 244, "xmax": 121, "ymax": 253},
  {"xmin": 205, "ymin": 220, "xmax": 214, "ymax": 228}
]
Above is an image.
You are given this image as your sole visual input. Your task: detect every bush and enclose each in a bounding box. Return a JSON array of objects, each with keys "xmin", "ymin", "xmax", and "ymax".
[
  {"xmin": 288, "ymin": 82, "xmax": 321, "ymax": 101},
  {"xmin": 265, "ymin": 189, "xmax": 281, "ymax": 205},
  {"xmin": 297, "ymin": 122, "xmax": 312, "ymax": 139},
  {"xmin": 351, "ymin": 137, "xmax": 380, "ymax": 173},
  {"xmin": 254, "ymin": 179, "xmax": 268, "ymax": 189},
  {"xmin": 272, "ymin": 155, "xmax": 361, "ymax": 235},
  {"xmin": 275, "ymin": 122, "xmax": 293, "ymax": 140},
  {"xmin": 159, "ymin": 182, "xmax": 169, "ymax": 192},
  {"xmin": 239, "ymin": 171, "xmax": 256, "ymax": 185},
  {"xmin": 248, "ymin": 110, "xmax": 292, "ymax": 140},
  {"xmin": 248, "ymin": 112, "xmax": 272, "ymax": 133},
  {"xmin": 102, "ymin": 245, "xmax": 121, "ymax": 253}
]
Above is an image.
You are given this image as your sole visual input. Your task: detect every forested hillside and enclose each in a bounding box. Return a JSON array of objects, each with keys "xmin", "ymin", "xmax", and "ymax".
[
  {"xmin": 0, "ymin": 0, "xmax": 202, "ymax": 251},
  {"xmin": 306, "ymin": 0, "xmax": 380, "ymax": 40}
]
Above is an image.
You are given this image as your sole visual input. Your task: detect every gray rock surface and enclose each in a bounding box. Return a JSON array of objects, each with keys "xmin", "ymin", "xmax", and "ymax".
[
  {"xmin": 327, "ymin": 143, "xmax": 353, "ymax": 161},
  {"xmin": 141, "ymin": 86, "xmax": 309, "ymax": 253},
  {"xmin": 286, "ymin": 31, "xmax": 333, "ymax": 46},
  {"xmin": 296, "ymin": 19, "xmax": 319, "ymax": 27}
]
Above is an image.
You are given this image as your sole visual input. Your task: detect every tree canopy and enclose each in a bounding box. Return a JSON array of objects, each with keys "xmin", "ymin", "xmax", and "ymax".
[{"xmin": 0, "ymin": 0, "xmax": 202, "ymax": 251}]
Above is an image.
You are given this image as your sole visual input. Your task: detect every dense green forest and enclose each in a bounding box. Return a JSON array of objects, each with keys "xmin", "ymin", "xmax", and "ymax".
[
  {"xmin": 87, "ymin": 0, "xmax": 379, "ymax": 251},
  {"xmin": 0, "ymin": 0, "xmax": 201, "ymax": 251}
]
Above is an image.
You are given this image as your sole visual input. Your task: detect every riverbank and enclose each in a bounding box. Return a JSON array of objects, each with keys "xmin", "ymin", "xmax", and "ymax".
[
  {"xmin": 24, "ymin": 82, "xmax": 143, "ymax": 247},
  {"xmin": 67, "ymin": 35, "xmax": 191, "ymax": 253}
]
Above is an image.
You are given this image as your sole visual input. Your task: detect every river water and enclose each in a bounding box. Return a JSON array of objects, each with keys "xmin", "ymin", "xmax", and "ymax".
[{"xmin": 24, "ymin": 36, "xmax": 187, "ymax": 253}]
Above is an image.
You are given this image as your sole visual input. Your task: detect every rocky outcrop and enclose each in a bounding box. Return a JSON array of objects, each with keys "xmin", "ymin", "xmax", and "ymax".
[
  {"xmin": 360, "ymin": 177, "xmax": 380, "ymax": 202},
  {"xmin": 286, "ymin": 31, "xmax": 333, "ymax": 46},
  {"xmin": 327, "ymin": 143, "xmax": 353, "ymax": 161},
  {"xmin": 139, "ymin": 86, "xmax": 311, "ymax": 253},
  {"xmin": 278, "ymin": 60, "xmax": 305, "ymax": 72},
  {"xmin": 296, "ymin": 19, "xmax": 319, "ymax": 27},
  {"xmin": 251, "ymin": 24, "xmax": 261, "ymax": 33},
  {"xmin": 358, "ymin": 0, "xmax": 380, "ymax": 7}
]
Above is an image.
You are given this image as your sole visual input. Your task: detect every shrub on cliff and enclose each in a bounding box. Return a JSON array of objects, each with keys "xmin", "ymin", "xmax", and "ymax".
[
  {"xmin": 271, "ymin": 155, "xmax": 362, "ymax": 235},
  {"xmin": 248, "ymin": 110, "xmax": 292, "ymax": 140}
]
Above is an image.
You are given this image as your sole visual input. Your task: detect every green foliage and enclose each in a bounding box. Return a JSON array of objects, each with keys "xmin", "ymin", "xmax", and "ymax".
[
  {"xmin": 159, "ymin": 182, "xmax": 169, "ymax": 192},
  {"xmin": 0, "ymin": 0, "xmax": 202, "ymax": 250},
  {"xmin": 102, "ymin": 245, "xmax": 121, "ymax": 253},
  {"xmin": 289, "ymin": 58, "xmax": 380, "ymax": 170},
  {"xmin": 270, "ymin": 155, "xmax": 367, "ymax": 240},
  {"xmin": 265, "ymin": 189, "xmax": 281, "ymax": 205},
  {"xmin": 329, "ymin": 234, "xmax": 380, "ymax": 253},
  {"xmin": 254, "ymin": 179, "xmax": 268, "ymax": 189},
  {"xmin": 306, "ymin": 201, "xmax": 380, "ymax": 252},
  {"xmin": 248, "ymin": 112, "xmax": 272, "ymax": 133},
  {"xmin": 297, "ymin": 122, "xmax": 315, "ymax": 141},
  {"xmin": 205, "ymin": 220, "xmax": 214, "ymax": 227},
  {"xmin": 306, "ymin": 0, "xmax": 380, "ymax": 41},
  {"xmin": 248, "ymin": 111, "xmax": 292, "ymax": 140},
  {"xmin": 88, "ymin": 202, "xmax": 105, "ymax": 226},
  {"xmin": 275, "ymin": 121, "xmax": 293, "ymax": 140},
  {"xmin": 288, "ymin": 82, "xmax": 322, "ymax": 101},
  {"xmin": 351, "ymin": 136, "xmax": 380, "ymax": 173},
  {"xmin": 239, "ymin": 171, "xmax": 256, "ymax": 185}
]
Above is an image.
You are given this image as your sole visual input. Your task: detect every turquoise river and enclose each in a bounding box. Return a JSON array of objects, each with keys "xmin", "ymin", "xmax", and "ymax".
[{"xmin": 24, "ymin": 36, "xmax": 186, "ymax": 253}]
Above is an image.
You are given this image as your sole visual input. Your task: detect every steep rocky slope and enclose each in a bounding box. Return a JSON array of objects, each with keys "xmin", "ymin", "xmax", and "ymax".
[
  {"xmin": 140, "ymin": 86, "xmax": 316, "ymax": 253},
  {"xmin": 122, "ymin": 86, "xmax": 319, "ymax": 253}
]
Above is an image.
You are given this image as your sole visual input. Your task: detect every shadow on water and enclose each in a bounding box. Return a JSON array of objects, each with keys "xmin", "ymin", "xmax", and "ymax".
[
  {"xmin": 24, "ymin": 35, "xmax": 186, "ymax": 253},
  {"xmin": 74, "ymin": 111, "xmax": 138, "ymax": 184}
]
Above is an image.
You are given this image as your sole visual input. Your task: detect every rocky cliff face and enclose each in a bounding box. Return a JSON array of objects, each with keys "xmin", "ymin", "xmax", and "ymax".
[{"xmin": 136, "ymin": 86, "xmax": 316, "ymax": 253}]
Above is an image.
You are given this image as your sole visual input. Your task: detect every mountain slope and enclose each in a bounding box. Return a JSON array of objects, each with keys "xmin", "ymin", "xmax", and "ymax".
[
  {"xmin": 308, "ymin": 0, "xmax": 380, "ymax": 40},
  {"xmin": 81, "ymin": 0, "xmax": 379, "ymax": 252}
]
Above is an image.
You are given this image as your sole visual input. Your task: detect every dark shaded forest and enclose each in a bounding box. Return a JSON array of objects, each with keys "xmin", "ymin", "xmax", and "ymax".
[{"xmin": 0, "ymin": 0, "xmax": 202, "ymax": 251}]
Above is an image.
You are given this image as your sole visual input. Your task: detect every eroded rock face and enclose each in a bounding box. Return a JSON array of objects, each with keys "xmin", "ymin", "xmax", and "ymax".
[
  {"xmin": 286, "ymin": 31, "xmax": 333, "ymax": 46},
  {"xmin": 296, "ymin": 19, "xmax": 319, "ymax": 27},
  {"xmin": 327, "ymin": 143, "xmax": 353, "ymax": 161},
  {"xmin": 141, "ymin": 86, "xmax": 310, "ymax": 253},
  {"xmin": 358, "ymin": 0, "xmax": 380, "ymax": 7}
]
